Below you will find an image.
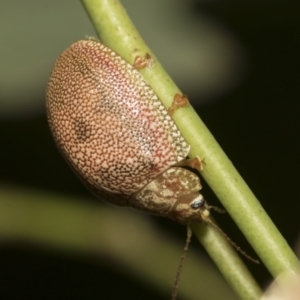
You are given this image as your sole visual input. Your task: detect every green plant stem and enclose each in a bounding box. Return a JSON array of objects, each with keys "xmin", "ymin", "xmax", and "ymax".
[
  {"xmin": 81, "ymin": 0, "xmax": 300, "ymax": 297},
  {"xmin": 191, "ymin": 222, "xmax": 261, "ymax": 300}
]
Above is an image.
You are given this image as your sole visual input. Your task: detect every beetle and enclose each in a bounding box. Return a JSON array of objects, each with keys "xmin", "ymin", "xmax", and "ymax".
[
  {"xmin": 46, "ymin": 39, "xmax": 258, "ymax": 299},
  {"xmin": 46, "ymin": 39, "xmax": 211, "ymax": 225}
]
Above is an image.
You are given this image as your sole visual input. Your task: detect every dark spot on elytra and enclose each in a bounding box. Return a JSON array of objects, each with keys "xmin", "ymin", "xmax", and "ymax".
[
  {"xmin": 73, "ymin": 118, "xmax": 91, "ymax": 142},
  {"xmin": 71, "ymin": 55, "xmax": 93, "ymax": 76}
]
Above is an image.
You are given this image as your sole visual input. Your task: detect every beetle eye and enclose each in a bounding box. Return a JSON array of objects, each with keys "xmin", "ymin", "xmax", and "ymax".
[{"xmin": 190, "ymin": 198, "xmax": 205, "ymax": 209}]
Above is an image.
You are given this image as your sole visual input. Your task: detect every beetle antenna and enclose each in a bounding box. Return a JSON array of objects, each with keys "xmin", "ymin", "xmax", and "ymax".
[
  {"xmin": 209, "ymin": 205, "xmax": 226, "ymax": 214},
  {"xmin": 204, "ymin": 215, "xmax": 260, "ymax": 264},
  {"xmin": 172, "ymin": 226, "xmax": 192, "ymax": 300}
]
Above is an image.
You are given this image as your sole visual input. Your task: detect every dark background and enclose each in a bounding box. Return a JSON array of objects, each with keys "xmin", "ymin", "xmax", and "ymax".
[{"xmin": 0, "ymin": 1, "xmax": 299, "ymax": 299}]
